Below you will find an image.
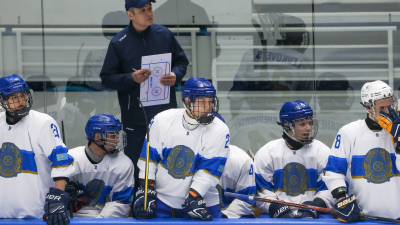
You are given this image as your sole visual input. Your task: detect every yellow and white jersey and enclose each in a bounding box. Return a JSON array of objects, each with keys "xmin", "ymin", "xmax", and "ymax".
[
  {"xmin": 0, "ymin": 110, "xmax": 73, "ymax": 218},
  {"xmin": 323, "ymin": 119, "xmax": 400, "ymax": 219},
  {"xmin": 255, "ymin": 138, "xmax": 334, "ymax": 214},
  {"xmin": 68, "ymin": 146, "xmax": 134, "ymax": 218}
]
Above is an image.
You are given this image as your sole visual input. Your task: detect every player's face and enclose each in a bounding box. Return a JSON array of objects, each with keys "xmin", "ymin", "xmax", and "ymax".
[
  {"xmin": 193, "ymin": 97, "xmax": 213, "ymax": 118},
  {"xmin": 127, "ymin": 2, "xmax": 153, "ymax": 32},
  {"xmin": 289, "ymin": 118, "xmax": 313, "ymax": 141},
  {"xmin": 372, "ymin": 98, "xmax": 393, "ymax": 120},
  {"xmin": 104, "ymin": 132, "xmax": 120, "ymax": 152},
  {"xmin": 6, "ymin": 92, "xmax": 27, "ymax": 112}
]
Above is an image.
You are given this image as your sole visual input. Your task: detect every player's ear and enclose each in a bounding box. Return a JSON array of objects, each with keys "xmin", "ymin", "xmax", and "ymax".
[
  {"xmin": 94, "ymin": 132, "xmax": 102, "ymax": 141},
  {"xmin": 184, "ymin": 97, "xmax": 190, "ymax": 104}
]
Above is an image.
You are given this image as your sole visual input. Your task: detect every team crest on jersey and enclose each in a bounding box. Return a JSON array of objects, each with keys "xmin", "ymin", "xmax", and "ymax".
[
  {"xmin": 282, "ymin": 162, "xmax": 307, "ymax": 196},
  {"xmin": 0, "ymin": 142, "xmax": 22, "ymax": 178},
  {"xmin": 363, "ymin": 148, "xmax": 393, "ymax": 184},
  {"xmin": 85, "ymin": 179, "xmax": 105, "ymax": 206},
  {"xmin": 165, "ymin": 145, "xmax": 194, "ymax": 179}
]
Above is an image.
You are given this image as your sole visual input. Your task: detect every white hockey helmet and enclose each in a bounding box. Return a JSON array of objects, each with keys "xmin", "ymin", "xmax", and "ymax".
[{"xmin": 360, "ymin": 80, "xmax": 397, "ymax": 115}]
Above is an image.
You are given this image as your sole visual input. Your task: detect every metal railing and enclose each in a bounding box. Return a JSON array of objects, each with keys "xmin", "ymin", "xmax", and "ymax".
[
  {"xmin": 11, "ymin": 27, "xmax": 199, "ymax": 81},
  {"xmin": 209, "ymin": 26, "xmax": 397, "ymax": 89}
]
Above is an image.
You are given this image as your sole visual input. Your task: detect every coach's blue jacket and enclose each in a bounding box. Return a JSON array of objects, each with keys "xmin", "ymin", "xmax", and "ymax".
[{"xmin": 100, "ymin": 22, "xmax": 189, "ymax": 128}]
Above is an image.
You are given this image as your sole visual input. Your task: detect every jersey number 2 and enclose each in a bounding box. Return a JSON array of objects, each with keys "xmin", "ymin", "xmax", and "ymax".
[{"xmin": 225, "ymin": 134, "xmax": 230, "ymax": 148}]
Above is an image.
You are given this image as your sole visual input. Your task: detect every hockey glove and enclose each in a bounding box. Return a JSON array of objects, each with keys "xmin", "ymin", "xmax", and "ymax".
[
  {"xmin": 182, "ymin": 189, "xmax": 212, "ymax": 221},
  {"xmin": 44, "ymin": 188, "xmax": 70, "ymax": 225},
  {"xmin": 297, "ymin": 201, "xmax": 318, "ymax": 219},
  {"xmin": 378, "ymin": 107, "xmax": 400, "ymax": 143},
  {"xmin": 334, "ymin": 194, "xmax": 364, "ymax": 223},
  {"xmin": 65, "ymin": 181, "xmax": 90, "ymax": 213},
  {"xmin": 269, "ymin": 202, "xmax": 294, "ymax": 218},
  {"xmin": 133, "ymin": 184, "xmax": 156, "ymax": 219}
]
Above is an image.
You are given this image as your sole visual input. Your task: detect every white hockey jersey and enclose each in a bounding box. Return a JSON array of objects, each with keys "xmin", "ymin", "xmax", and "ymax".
[
  {"xmin": 323, "ymin": 119, "xmax": 400, "ymax": 219},
  {"xmin": 138, "ymin": 109, "xmax": 229, "ymax": 209},
  {"xmin": 255, "ymin": 138, "xmax": 334, "ymax": 214},
  {"xmin": 204, "ymin": 145, "xmax": 256, "ymax": 218},
  {"xmin": 68, "ymin": 146, "xmax": 134, "ymax": 218},
  {"xmin": 0, "ymin": 110, "xmax": 74, "ymax": 218}
]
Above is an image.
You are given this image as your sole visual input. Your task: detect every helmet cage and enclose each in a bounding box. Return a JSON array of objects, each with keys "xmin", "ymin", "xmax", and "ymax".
[
  {"xmin": 361, "ymin": 96, "xmax": 398, "ymax": 119},
  {"xmin": 183, "ymin": 95, "xmax": 219, "ymax": 125},
  {"xmin": 92, "ymin": 129, "xmax": 127, "ymax": 155},
  {"xmin": 283, "ymin": 116, "xmax": 318, "ymax": 145},
  {"xmin": 0, "ymin": 89, "xmax": 33, "ymax": 118}
]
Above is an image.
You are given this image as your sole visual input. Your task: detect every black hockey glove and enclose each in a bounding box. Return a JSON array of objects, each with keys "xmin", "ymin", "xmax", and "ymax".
[
  {"xmin": 269, "ymin": 202, "xmax": 294, "ymax": 218},
  {"xmin": 133, "ymin": 184, "xmax": 156, "ymax": 219},
  {"xmin": 65, "ymin": 181, "xmax": 90, "ymax": 213},
  {"xmin": 182, "ymin": 189, "xmax": 212, "ymax": 221},
  {"xmin": 334, "ymin": 194, "xmax": 364, "ymax": 223},
  {"xmin": 44, "ymin": 188, "xmax": 70, "ymax": 225},
  {"xmin": 297, "ymin": 201, "xmax": 318, "ymax": 219},
  {"xmin": 378, "ymin": 107, "xmax": 400, "ymax": 143}
]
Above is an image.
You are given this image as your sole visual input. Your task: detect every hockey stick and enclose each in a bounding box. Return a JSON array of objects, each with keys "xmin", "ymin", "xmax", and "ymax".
[
  {"xmin": 60, "ymin": 97, "xmax": 66, "ymax": 144},
  {"xmin": 60, "ymin": 96, "xmax": 73, "ymax": 218},
  {"xmin": 225, "ymin": 192, "xmax": 400, "ymax": 223},
  {"xmin": 137, "ymin": 97, "xmax": 150, "ymax": 211},
  {"xmin": 247, "ymin": 149, "xmax": 255, "ymax": 160}
]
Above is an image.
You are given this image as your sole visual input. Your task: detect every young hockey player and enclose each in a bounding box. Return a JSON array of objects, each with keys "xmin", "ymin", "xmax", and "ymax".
[
  {"xmin": 323, "ymin": 80, "xmax": 400, "ymax": 222},
  {"xmin": 134, "ymin": 78, "xmax": 229, "ymax": 220},
  {"xmin": 255, "ymin": 100, "xmax": 334, "ymax": 219},
  {"xmin": 67, "ymin": 114, "xmax": 134, "ymax": 218},
  {"xmin": 0, "ymin": 74, "xmax": 73, "ymax": 225}
]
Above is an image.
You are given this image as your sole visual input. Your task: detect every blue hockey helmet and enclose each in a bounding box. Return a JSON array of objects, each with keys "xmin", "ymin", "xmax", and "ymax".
[
  {"xmin": 182, "ymin": 78, "xmax": 219, "ymax": 125},
  {"xmin": 85, "ymin": 114, "xmax": 127, "ymax": 155},
  {"xmin": 279, "ymin": 100, "xmax": 318, "ymax": 144},
  {"xmin": 0, "ymin": 74, "xmax": 33, "ymax": 118}
]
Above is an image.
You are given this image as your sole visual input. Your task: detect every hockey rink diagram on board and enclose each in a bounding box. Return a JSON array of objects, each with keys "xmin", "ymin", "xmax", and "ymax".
[{"xmin": 140, "ymin": 61, "xmax": 171, "ymax": 107}]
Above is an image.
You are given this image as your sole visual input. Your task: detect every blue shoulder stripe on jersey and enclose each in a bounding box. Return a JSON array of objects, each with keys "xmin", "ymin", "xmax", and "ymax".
[
  {"xmin": 47, "ymin": 146, "xmax": 74, "ymax": 168},
  {"xmin": 160, "ymin": 148, "xmax": 201, "ymax": 176},
  {"xmin": 273, "ymin": 169, "xmax": 318, "ymax": 191},
  {"xmin": 139, "ymin": 138, "xmax": 161, "ymax": 163},
  {"xmin": 20, "ymin": 150, "xmax": 37, "ymax": 174},
  {"xmin": 316, "ymin": 179, "xmax": 328, "ymax": 193},
  {"xmin": 197, "ymin": 156, "xmax": 227, "ymax": 179},
  {"xmin": 255, "ymin": 173, "xmax": 274, "ymax": 192},
  {"xmin": 112, "ymin": 187, "xmax": 134, "ymax": 204},
  {"xmin": 324, "ymin": 155, "xmax": 347, "ymax": 175},
  {"xmin": 351, "ymin": 153, "xmax": 400, "ymax": 178}
]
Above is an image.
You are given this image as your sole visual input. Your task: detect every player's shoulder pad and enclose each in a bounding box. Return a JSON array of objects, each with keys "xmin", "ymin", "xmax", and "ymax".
[
  {"xmin": 337, "ymin": 119, "xmax": 365, "ymax": 140},
  {"xmin": 67, "ymin": 146, "xmax": 85, "ymax": 158},
  {"xmin": 228, "ymin": 145, "xmax": 252, "ymax": 164},
  {"xmin": 28, "ymin": 110, "xmax": 58, "ymax": 126}
]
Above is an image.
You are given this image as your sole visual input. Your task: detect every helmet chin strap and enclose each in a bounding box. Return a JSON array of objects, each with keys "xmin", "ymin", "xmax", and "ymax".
[
  {"xmin": 282, "ymin": 132, "xmax": 304, "ymax": 150},
  {"xmin": 92, "ymin": 139, "xmax": 116, "ymax": 155}
]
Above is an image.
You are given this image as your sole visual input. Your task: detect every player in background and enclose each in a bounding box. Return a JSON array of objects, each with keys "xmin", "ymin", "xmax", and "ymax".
[
  {"xmin": 255, "ymin": 100, "xmax": 334, "ymax": 219},
  {"xmin": 315, "ymin": 72, "xmax": 359, "ymax": 146},
  {"xmin": 323, "ymin": 80, "xmax": 400, "ymax": 222},
  {"xmin": 66, "ymin": 114, "xmax": 134, "ymax": 218},
  {"xmin": 134, "ymin": 78, "xmax": 229, "ymax": 220},
  {"xmin": 0, "ymin": 74, "xmax": 74, "ymax": 225},
  {"xmin": 203, "ymin": 114, "xmax": 256, "ymax": 219}
]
